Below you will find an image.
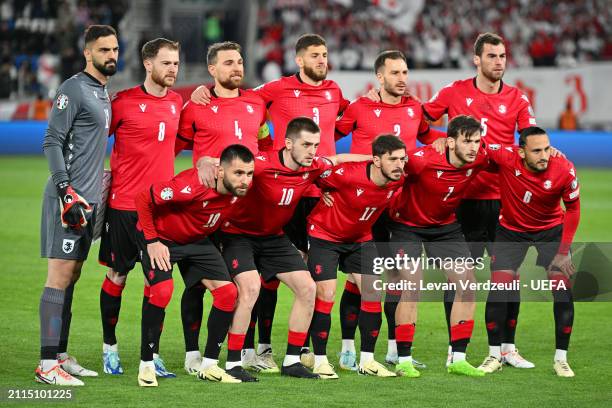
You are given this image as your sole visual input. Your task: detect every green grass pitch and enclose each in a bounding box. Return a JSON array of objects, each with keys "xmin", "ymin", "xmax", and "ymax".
[{"xmin": 0, "ymin": 156, "xmax": 611, "ymax": 408}]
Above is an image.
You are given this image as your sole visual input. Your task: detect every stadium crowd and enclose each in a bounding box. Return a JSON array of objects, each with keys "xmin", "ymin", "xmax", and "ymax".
[
  {"xmin": 255, "ymin": 0, "xmax": 612, "ymax": 80},
  {"xmin": 0, "ymin": 0, "xmax": 127, "ymax": 99}
]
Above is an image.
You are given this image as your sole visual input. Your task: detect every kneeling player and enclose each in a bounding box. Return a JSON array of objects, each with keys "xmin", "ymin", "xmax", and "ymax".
[
  {"xmin": 133, "ymin": 145, "xmax": 254, "ymax": 386},
  {"xmin": 478, "ymin": 127, "xmax": 580, "ymax": 377},
  {"xmin": 307, "ymin": 134, "xmax": 405, "ymax": 379},
  {"xmin": 388, "ymin": 115, "xmax": 490, "ymax": 377}
]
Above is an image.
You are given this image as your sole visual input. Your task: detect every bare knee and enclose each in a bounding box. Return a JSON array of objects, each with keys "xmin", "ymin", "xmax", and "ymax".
[
  {"xmin": 46, "ymin": 259, "xmax": 79, "ymax": 288},
  {"xmin": 106, "ymin": 269, "xmax": 127, "ymax": 285},
  {"xmin": 296, "ymin": 278, "xmax": 316, "ymax": 304},
  {"xmin": 316, "ymin": 282, "xmax": 336, "ymax": 303}
]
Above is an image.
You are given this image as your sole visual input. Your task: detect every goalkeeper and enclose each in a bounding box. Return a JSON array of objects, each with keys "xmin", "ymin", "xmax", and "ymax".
[{"xmin": 37, "ymin": 25, "xmax": 118, "ymax": 386}]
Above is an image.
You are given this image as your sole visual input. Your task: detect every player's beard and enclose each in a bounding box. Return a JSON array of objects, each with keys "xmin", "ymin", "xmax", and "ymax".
[
  {"xmin": 381, "ymin": 166, "xmax": 402, "ymax": 181},
  {"xmin": 455, "ymin": 148, "xmax": 476, "ymax": 165},
  {"xmin": 303, "ymin": 64, "xmax": 327, "ymax": 82},
  {"xmin": 383, "ymin": 80, "xmax": 405, "ymax": 98},
  {"xmin": 151, "ymin": 69, "xmax": 176, "ymax": 88},
  {"xmin": 482, "ymin": 65, "xmax": 504, "ymax": 83},
  {"xmin": 290, "ymin": 150, "xmax": 312, "ymax": 167},
  {"xmin": 218, "ymin": 74, "xmax": 242, "ymax": 90},
  {"xmin": 94, "ymin": 57, "xmax": 117, "ymax": 76},
  {"xmin": 525, "ymin": 158, "xmax": 548, "ymax": 172},
  {"xmin": 223, "ymin": 177, "xmax": 249, "ymax": 197}
]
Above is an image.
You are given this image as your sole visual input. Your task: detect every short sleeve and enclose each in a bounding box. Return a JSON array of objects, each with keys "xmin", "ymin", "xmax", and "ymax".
[
  {"xmin": 404, "ymin": 148, "xmax": 429, "ymax": 175},
  {"xmin": 150, "ymin": 168, "xmax": 199, "ymax": 206},
  {"xmin": 178, "ymin": 101, "xmax": 197, "ymax": 142},
  {"xmin": 253, "ymin": 79, "xmax": 281, "ymax": 104},
  {"xmin": 422, "ymin": 82, "xmax": 454, "ymax": 121},
  {"xmin": 517, "ymin": 93, "xmax": 537, "ymax": 131},
  {"xmin": 109, "ymin": 93, "xmax": 124, "ymax": 136},
  {"xmin": 335, "ymin": 101, "xmax": 358, "ymax": 137},
  {"xmin": 562, "ymin": 164, "xmax": 580, "ymax": 203}
]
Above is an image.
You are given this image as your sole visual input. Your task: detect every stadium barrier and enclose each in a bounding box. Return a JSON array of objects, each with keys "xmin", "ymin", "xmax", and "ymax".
[{"xmin": 1, "ymin": 121, "xmax": 612, "ymax": 167}]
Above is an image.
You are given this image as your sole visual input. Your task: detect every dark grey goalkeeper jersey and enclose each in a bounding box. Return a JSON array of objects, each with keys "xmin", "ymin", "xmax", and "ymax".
[{"xmin": 43, "ymin": 71, "xmax": 111, "ymax": 203}]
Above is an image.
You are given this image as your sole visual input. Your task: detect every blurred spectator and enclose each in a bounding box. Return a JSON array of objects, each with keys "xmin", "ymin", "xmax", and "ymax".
[
  {"xmin": 558, "ymin": 100, "xmax": 578, "ymax": 130},
  {"xmin": 29, "ymin": 92, "xmax": 50, "ymax": 120},
  {"xmin": 256, "ymin": 0, "xmax": 611, "ymax": 78}
]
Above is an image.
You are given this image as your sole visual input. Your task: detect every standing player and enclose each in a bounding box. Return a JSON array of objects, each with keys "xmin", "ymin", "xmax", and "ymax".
[
  {"xmin": 37, "ymin": 25, "xmax": 118, "ymax": 386},
  {"xmin": 134, "ymin": 145, "xmax": 255, "ymax": 386},
  {"xmin": 335, "ymin": 50, "xmax": 444, "ymax": 369},
  {"xmin": 214, "ymin": 117, "xmax": 367, "ymax": 379},
  {"xmin": 388, "ymin": 115, "xmax": 490, "ymax": 378},
  {"xmin": 477, "ymin": 127, "xmax": 580, "ymax": 377},
  {"xmin": 306, "ymin": 135, "xmax": 405, "ymax": 379},
  {"xmin": 191, "ymin": 33, "xmax": 350, "ymax": 369},
  {"xmin": 421, "ymin": 32, "xmax": 538, "ymax": 366},
  {"xmin": 174, "ymin": 41, "xmax": 270, "ymax": 376},
  {"xmin": 98, "ymin": 38, "xmax": 182, "ymax": 377}
]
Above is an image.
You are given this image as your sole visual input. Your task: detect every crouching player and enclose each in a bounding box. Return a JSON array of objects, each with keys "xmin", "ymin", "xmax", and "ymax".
[
  {"xmin": 478, "ymin": 127, "xmax": 580, "ymax": 377},
  {"xmin": 306, "ymin": 134, "xmax": 406, "ymax": 379},
  {"xmin": 133, "ymin": 145, "xmax": 254, "ymax": 386}
]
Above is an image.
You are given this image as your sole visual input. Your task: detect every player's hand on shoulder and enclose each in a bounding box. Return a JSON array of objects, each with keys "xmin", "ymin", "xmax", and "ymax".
[
  {"xmin": 57, "ymin": 183, "xmax": 92, "ymax": 230},
  {"xmin": 321, "ymin": 191, "xmax": 334, "ymax": 207},
  {"xmin": 550, "ymin": 146, "xmax": 566, "ymax": 158},
  {"xmin": 431, "ymin": 137, "xmax": 448, "ymax": 154},
  {"xmin": 196, "ymin": 156, "xmax": 220, "ymax": 188},
  {"xmin": 549, "ymin": 253, "xmax": 575, "ymax": 278},
  {"xmin": 365, "ymin": 88, "xmax": 381, "ymax": 102},
  {"xmin": 147, "ymin": 240, "xmax": 171, "ymax": 272},
  {"xmin": 191, "ymin": 85, "xmax": 212, "ymax": 105}
]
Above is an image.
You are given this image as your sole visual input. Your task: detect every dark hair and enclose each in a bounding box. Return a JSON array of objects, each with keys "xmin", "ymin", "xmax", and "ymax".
[
  {"xmin": 447, "ymin": 115, "xmax": 482, "ymax": 140},
  {"xmin": 220, "ymin": 144, "xmax": 254, "ymax": 165},
  {"xmin": 295, "ymin": 33, "xmax": 326, "ymax": 54},
  {"xmin": 285, "ymin": 117, "xmax": 320, "ymax": 141},
  {"xmin": 372, "ymin": 134, "xmax": 406, "ymax": 157},
  {"xmin": 374, "ymin": 50, "xmax": 407, "ymax": 73},
  {"xmin": 84, "ymin": 25, "xmax": 117, "ymax": 46},
  {"xmin": 141, "ymin": 38, "xmax": 179, "ymax": 61},
  {"xmin": 474, "ymin": 32, "xmax": 505, "ymax": 56},
  {"xmin": 519, "ymin": 126, "xmax": 547, "ymax": 147},
  {"xmin": 207, "ymin": 41, "xmax": 241, "ymax": 65}
]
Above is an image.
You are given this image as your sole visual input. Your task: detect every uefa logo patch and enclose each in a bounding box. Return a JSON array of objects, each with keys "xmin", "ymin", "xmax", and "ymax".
[
  {"xmin": 160, "ymin": 187, "xmax": 173, "ymax": 200},
  {"xmin": 56, "ymin": 94, "xmax": 69, "ymax": 110}
]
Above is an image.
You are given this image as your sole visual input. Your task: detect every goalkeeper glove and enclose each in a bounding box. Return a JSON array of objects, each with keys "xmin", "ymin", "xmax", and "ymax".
[{"xmin": 57, "ymin": 182, "xmax": 92, "ymax": 229}]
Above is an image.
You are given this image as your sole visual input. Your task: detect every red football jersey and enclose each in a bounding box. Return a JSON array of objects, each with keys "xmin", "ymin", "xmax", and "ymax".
[
  {"xmin": 222, "ymin": 150, "xmax": 333, "ymax": 236},
  {"xmin": 308, "ymin": 161, "xmax": 402, "ymax": 243},
  {"xmin": 108, "ymin": 85, "xmax": 182, "ymax": 211},
  {"xmin": 422, "ymin": 78, "xmax": 536, "ymax": 200},
  {"xmin": 254, "ymin": 73, "xmax": 350, "ymax": 157},
  {"xmin": 485, "ymin": 144, "xmax": 580, "ymax": 232},
  {"xmin": 390, "ymin": 145, "xmax": 490, "ymax": 227},
  {"xmin": 135, "ymin": 168, "xmax": 242, "ymax": 244},
  {"xmin": 336, "ymin": 96, "xmax": 438, "ymax": 154},
  {"xmin": 178, "ymin": 89, "xmax": 267, "ymax": 163}
]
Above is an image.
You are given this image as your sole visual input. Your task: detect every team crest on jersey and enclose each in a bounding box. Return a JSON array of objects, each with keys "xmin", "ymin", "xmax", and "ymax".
[
  {"xmin": 466, "ymin": 97, "xmax": 473, "ymax": 107},
  {"xmin": 436, "ymin": 170, "xmax": 444, "ymax": 178},
  {"xmin": 160, "ymin": 187, "xmax": 173, "ymax": 200},
  {"xmin": 139, "ymin": 104, "xmax": 146, "ymax": 112},
  {"xmin": 211, "ymin": 106, "xmax": 219, "ymax": 113},
  {"xmin": 62, "ymin": 239, "xmax": 75, "ymax": 254},
  {"xmin": 303, "ymin": 172, "xmax": 309, "ymax": 179},
  {"xmin": 171, "ymin": 104, "xmax": 176, "ymax": 115},
  {"xmin": 56, "ymin": 94, "xmax": 69, "ymax": 110},
  {"xmin": 413, "ymin": 150, "xmax": 424, "ymax": 157},
  {"xmin": 335, "ymin": 168, "xmax": 344, "ymax": 175},
  {"xmin": 320, "ymin": 169, "xmax": 332, "ymax": 178},
  {"xmin": 407, "ymin": 107, "xmax": 414, "ymax": 118},
  {"xmin": 202, "ymin": 201, "xmax": 209, "ymax": 208},
  {"xmin": 498, "ymin": 104, "xmax": 507, "ymax": 114},
  {"xmin": 356, "ymin": 188, "xmax": 364, "ymax": 196},
  {"xmin": 325, "ymin": 91, "xmax": 331, "ymax": 101},
  {"xmin": 246, "ymin": 104, "xmax": 254, "ymax": 113},
  {"xmin": 373, "ymin": 109, "xmax": 382, "ymax": 118},
  {"xmin": 466, "ymin": 169, "xmax": 473, "ymax": 177},
  {"xmin": 293, "ymin": 90, "xmax": 301, "ymax": 97},
  {"xmin": 543, "ymin": 180, "xmax": 552, "ymax": 190}
]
